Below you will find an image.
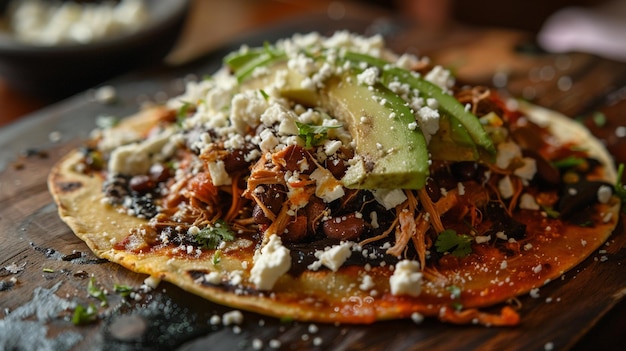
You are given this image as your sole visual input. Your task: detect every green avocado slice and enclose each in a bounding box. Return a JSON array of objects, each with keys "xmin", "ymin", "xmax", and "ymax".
[
  {"xmin": 343, "ymin": 52, "xmax": 496, "ymax": 156},
  {"xmin": 322, "ymin": 75, "xmax": 429, "ymax": 189}
]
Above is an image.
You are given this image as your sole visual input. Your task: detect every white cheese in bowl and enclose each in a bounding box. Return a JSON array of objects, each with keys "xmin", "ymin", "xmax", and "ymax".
[{"xmin": 6, "ymin": 0, "xmax": 150, "ymax": 45}]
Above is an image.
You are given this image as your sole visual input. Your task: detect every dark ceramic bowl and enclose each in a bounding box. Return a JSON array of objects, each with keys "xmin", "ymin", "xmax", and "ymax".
[{"xmin": 0, "ymin": 0, "xmax": 190, "ymax": 99}]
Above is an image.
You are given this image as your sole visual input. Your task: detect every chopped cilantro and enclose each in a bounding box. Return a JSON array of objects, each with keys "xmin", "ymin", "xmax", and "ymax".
[
  {"xmin": 85, "ymin": 150, "xmax": 104, "ymax": 170},
  {"xmin": 72, "ymin": 303, "xmax": 98, "ymax": 325},
  {"xmin": 552, "ymin": 156, "xmax": 585, "ymax": 170},
  {"xmin": 451, "ymin": 301, "xmax": 464, "ymax": 311},
  {"xmin": 113, "ymin": 284, "xmax": 133, "ymax": 297},
  {"xmin": 280, "ymin": 315, "xmax": 294, "ymax": 323},
  {"xmin": 592, "ymin": 111, "xmax": 607, "ymax": 127},
  {"xmin": 295, "ymin": 122, "xmax": 341, "ymax": 148},
  {"xmin": 88, "ymin": 277, "xmax": 108, "ymax": 307},
  {"xmin": 446, "ymin": 285, "xmax": 461, "ymax": 299},
  {"xmin": 176, "ymin": 101, "xmax": 194, "ymax": 125},
  {"xmin": 259, "ymin": 89, "xmax": 270, "ymax": 100},
  {"xmin": 194, "ymin": 220, "xmax": 235, "ymax": 250},
  {"xmin": 212, "ymin": 250, "xmax": 222, "ymax": 265},
  {"xmin": 446, "ymin": 285, "xmax": 463, "ymax": 311},
  {"xmin": 540, "ymin": 205, "xmax": 560, "ymax": 219},
  {"xmin": 435, "ymin": 229, "xmax": 473, "ymax": 257}
]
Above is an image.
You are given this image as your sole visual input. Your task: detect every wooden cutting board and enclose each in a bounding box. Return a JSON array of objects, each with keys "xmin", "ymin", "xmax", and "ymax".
[{"xmin": 1, "ymin": 18, "xmax": 625, "ymax": 351}]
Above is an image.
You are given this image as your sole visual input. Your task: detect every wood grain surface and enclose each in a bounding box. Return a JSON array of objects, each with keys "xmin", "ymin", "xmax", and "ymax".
[{"xmin": 1, "ymin": 15, "xmax": 625, "ymax": 351}]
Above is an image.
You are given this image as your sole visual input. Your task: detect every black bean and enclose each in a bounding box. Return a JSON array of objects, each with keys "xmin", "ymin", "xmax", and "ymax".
[
  {"xmin": 129, "ymin": 175, "xmax": 155, "ymax": 193},
  {"xmin": 322, "ymin": 213, "xmax": 366, "ymax": 241}
]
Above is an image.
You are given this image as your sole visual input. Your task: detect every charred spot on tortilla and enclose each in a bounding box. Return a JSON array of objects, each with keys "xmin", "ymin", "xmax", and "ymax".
[{"xmin": 55, "ymin": 180, "xmax": 83, "ymax": 193}]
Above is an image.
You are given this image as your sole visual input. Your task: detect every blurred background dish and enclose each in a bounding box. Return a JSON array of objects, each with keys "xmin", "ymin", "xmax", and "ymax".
[{"xmin": 0, "ymin": 0, "xmax": 189, "ymax": 99}]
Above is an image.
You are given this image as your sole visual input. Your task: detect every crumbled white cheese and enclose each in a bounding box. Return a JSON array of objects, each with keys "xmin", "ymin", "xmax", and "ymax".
[
  {"xmin": 93, "ymin": 86, "xmax": 117, "ymax": 105},
  {"xmin": 259, "ymin": 129, "xmax": 280, "ymax": 152},
  {"xmin": 370, "ymin": 211, "xmax": 379, "ymax": 228},
  {"xmin": 222, "ymin": 310, "xmax": 244, "ymax": 326},
  {"xmin": 519, "ymin": 193, "xmax": 540, "ymax": 210},
  {"xmin": 260, "ymin": 102, "xmax": 290, "ymax": 126},
  {"xmin": 603, "ymin": 212, "xmax": 613, "ymax": 223},
  {"xmin": 416, "ymin": 106, "xmax": 440, "ymax": 143},
  {"xmin": 98, "ymin": 127, "xmax": 141, "ymax": 152},
  {"xmin": 395, "ymin": 53, "xmax": 420, "ymax": 70},
  {"xmin": 426, "ymin": 98, "xmax": 439, "ymax": 109},
  {"xmin": 529, "ymin": 288, "xmax": 540, "ymax": 298},
  {"xmin": 207, "ymin": 160, "xmax": 232, "ymax": 186},
  {"xmin": 143, "ymin": 275, "xmax": 161, "ymax": 289},
  {"xmin": 230, "ymin": 90, "xmax": 268, "ymax": 133},
  {"xmin": 457, "ymin": 182, "xmax": 465, "ymax": 196},
  {"xmin": 249, "ymin": 234, "xmax": 291, "ymax": 290},
  {"xmin": 310, "ymin": 167, "xmax": 345, "ymax": 203},
  {"xmin": 424, "ymin": 65, "xmax": 453, "ymax": 91},
  {"xmin": 356, "ymin": 67, "xmax": 380, "ymax": 86},
  {"xmin": 108, "ymin": 128, "xmax": 175, "ymax": 175},
  {"xmin": 410, "ymin": 311, "xmax": 424, "ymax": 324},
  {"xmin": 323, "ymin": 139, "xmax": 342, "ymax": 156},
  {"xmin": 498, "ymin": 176, "xmax": 515, "ymax": 199},
  {"xmin": 359, "ymin": 274, "xmax": 375, "ymax": 291},
  {"xmin": 203, "ymin": 271, "xmax": 222, "ymax": 285},
  {"xmin": 496, "ymin": 141, "xmax": 521, "ymax": 169},
  {"xmin": 389, "ymin": 260, "xmax": 422, "ymax": 297},
  {"xmin": 597, "ymin": 185, "xmax": 612, "ymax": 204},
  {"xmin": 372, "ymin": 189, "xmax": 407, "ymax": 210},
  {"xmin": 307, "ymin": 242, "xmax": 353, "ymax": 272},
  {"xmin": 288, "ymin": 53, "xmax": 318, "ymax": 76},
  {"xmin": 514, "ymin": 157, "xmax": 537, "ymax": 181},
  {"xmin": 223, "ymin": 133, "xmax": 245, "ymax": 150},
  {"xmin": 475, "ymin": 235, "xmax": 491, "ymax": 244}
]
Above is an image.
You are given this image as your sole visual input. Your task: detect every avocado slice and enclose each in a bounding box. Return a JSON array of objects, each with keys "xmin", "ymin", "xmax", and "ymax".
[
  {"xmin": 322, "ymin": 75, "xmax": 429, "ymax": 189},
  {"xmin": 429, "ymin": 113, "xmax": 479, "ymax": 161},
  {"xmin": 342, "ymin": 52, "xmax": 496, "ymax": 156}
]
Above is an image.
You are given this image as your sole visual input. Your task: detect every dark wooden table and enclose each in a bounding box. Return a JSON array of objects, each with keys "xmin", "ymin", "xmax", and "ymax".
[{"xmin": 1, "ymin": 4, "xmax": 625, "ymax": 351}]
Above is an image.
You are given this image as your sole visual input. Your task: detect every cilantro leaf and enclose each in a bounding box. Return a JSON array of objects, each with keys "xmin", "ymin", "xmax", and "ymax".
[
  {"xmin": 435, "ymin": 229, "xmax": 473, "ymax": 257},
  {"xmin": 295, "ymin": 122, "xmax": 341, "ymax": 148},
  {"xmin": 259, "ymin": 89, "xmax": 270, "ymax": 100},
  {"xmin": 552, "ymin": 156, "xmax": 586, "ymax": 170},
  {"xmin": 194, "ymin": 220, "xmax": 235, "ymax": 250},
  {"xmin": 446, "ymin": 285, "xmax": 461, "ymax": 299},
  {"xmin": 113, "ymin": 284, "xmax": 133, "ymax": 297},
  {"xmin": 72, "ymin": 303, "xmax": 98, "ymax": 325},
  {"xmin": 212, "ymin": 250, "xmax": 222, "ymax": 265},
  {"xmin": 445, "ymin": 285, "xmax": 463, "ymax": 310},
  {"xmin": 176, "ymin": 101, "xmax": 194, "ymax": 125},
  {"xmin": 540, "ymin": 204, "xmax": 560, "ymax": 219},
  {"xmin": 88, "ymin": 277, "xmax": 108, "ymax": 307},
  {"xmin": 592, "ymin": 111, "xmax": 607, "ymax": 127}
]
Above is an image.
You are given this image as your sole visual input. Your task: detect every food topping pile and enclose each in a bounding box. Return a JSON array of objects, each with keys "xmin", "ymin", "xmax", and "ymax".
[{"xmin": 73, "ymin": 32, "xmax": 619, "ymax": 325}]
